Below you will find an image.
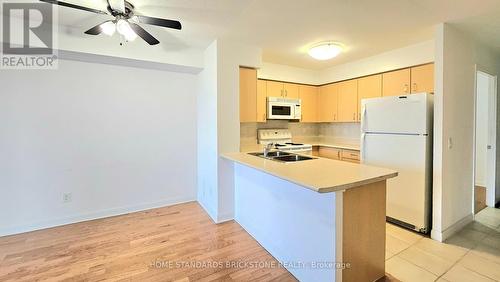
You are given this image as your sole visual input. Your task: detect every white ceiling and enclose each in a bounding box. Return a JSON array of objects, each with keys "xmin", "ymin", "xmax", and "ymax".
[{"xmin": 52, "ymin": 0, "xmax": 500, "ymax": 69}]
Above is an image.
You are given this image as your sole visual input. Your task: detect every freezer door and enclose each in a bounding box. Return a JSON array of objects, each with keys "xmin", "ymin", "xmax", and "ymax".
[
  {"xmin": 361, "ymin": 133, "xmax": 431, "ymax": 231},
  {"xmin": 361, "ymin": 93, "xmax": 431, "ymax": 134}
]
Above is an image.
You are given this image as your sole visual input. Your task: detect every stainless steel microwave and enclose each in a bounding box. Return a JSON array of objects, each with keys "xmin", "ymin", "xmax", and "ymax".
[{"xmin": 267, "ymin": 97, "xmax": 301, "ymax": 120}]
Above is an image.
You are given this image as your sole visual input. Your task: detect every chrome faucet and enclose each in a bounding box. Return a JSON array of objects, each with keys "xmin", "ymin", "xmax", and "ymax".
[{"xmin": 263, "ymin": 142, "xmax": 275, "ymax": 157}]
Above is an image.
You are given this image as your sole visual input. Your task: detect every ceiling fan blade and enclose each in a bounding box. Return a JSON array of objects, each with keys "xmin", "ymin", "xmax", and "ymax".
[
  {"xmin": 84, "ymin": 21, "xmax": 111, "ymax": 35},
  {"xmin": 107, "ymin": 0, "xmax": 125, "ymax": 14},
  {"xmin": 39, "ymin": 0, "xmax": 107, "ymax": 15},
  {"xmin": 135, "ymin": 15, "xmax": 182, "ymax": 30},
  {"xmin": 129, "ymin": 23, "xmax": 160, "ymax": 45}
]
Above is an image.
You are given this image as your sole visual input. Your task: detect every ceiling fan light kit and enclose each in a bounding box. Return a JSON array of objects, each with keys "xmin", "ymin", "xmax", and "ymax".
[
  {"xmin": 39, "ymin": 0, "xmax": 182, "ymax": 45},
  {"xmin": 100, "ymin": 21, "xmax": 116, "ymax": 36},
  {"xmin": 116, "ymin": 18, "xmax": 137, "ymax": 41}
]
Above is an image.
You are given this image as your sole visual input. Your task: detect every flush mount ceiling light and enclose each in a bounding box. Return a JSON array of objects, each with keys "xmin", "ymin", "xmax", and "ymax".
[{"xmin": 308, "ymin": 42, "xmax": 343, "ymax": 60}]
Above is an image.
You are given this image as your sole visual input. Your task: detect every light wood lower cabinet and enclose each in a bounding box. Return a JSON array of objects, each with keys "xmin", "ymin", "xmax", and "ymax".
[
  {"xmin": 341, "ymin": 149, "xmax": 360, "ymax": 163},
  {"xmin": 343, "ymin": 180, "xmax": 386, "ymax": 282},
  {"xmin": 318, "ymin": 147, "xmax": 341, "ymax": 160},
  {"xmin": 318, "ymin": 146, "xmax": 360, "ymax": 163}
]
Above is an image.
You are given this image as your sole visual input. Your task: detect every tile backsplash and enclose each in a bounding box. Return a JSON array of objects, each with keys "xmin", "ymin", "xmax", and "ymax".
[
  {"xmin": 240, "ymin": 121, "xmax": 361, "ymax": 146},
  {"xmin": 318, "ymin": 123, "xmax": 361, "ymax": 144}
]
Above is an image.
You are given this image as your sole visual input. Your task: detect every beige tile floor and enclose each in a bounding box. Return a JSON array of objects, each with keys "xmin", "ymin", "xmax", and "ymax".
[{"xmin": 385, "ymin": 207, "xmax": 500, "ymax": 282}]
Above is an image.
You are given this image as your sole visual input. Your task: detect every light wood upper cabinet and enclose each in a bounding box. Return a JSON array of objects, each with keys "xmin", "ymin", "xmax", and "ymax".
[
  {"xmin": 357, "ymin": 74, "xmax": 382, "ymax": 121},
  {"xmin": 382, "ymin": 68, "xmax": 410, "ymax": 97},
  {"xmin": 337, "ymin": 80, "xmax": 358, "ymax": 122},
  {"xmin": 239, "ymin": 67, "xmax": 257, "ymax": 122},
  {"xmin": 299, "ymin": 85, "xmax": 318, "ymax": 122},
  {"xmin": 411, "ymin": 64, "xmax": 434, "ymax": 94},
  {"xmin": 266, "ymin": 81, "xmax": 284, "ymax": 97},
  {"xmin": 256, "ymin": 79, "xmax": 267, "ymax": 122},
  {"xmin": 250, "ymin": 63, "xmax": 433, "ymax": 124},
  {"xmin": 318, "ymin": 83, "xmax": 338, "ymax": 122},
  {"xmin": 265, "ymin": 81, "xmax": 299, "ymax": 98},
  {"xmin": 284, "ymin": 83, "xmax": 299, "ymax": 98}
]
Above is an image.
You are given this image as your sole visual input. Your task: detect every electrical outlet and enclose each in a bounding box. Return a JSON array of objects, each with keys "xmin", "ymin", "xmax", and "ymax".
[{"xmin": 63, "ymin": 193, "xmax": 72, "ymax": 203}]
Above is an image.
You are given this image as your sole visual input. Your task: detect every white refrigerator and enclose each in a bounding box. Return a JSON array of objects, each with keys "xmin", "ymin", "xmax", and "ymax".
[{"xmin": 361, "ymin": 93, "xmax": 433, "ymax": 233}]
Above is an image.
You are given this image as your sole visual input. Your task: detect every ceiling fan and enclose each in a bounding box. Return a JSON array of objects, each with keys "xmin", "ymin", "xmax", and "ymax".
[{"xmin": 39, "ymin": 0, "xmax": 182, "ymax": 45}]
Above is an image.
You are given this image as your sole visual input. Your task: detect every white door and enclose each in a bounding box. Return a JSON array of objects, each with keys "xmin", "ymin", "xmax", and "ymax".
[
  {"xmin": 362, "ymin": 133, "xmax": 430, "ymax": 231},
  {"xmin": 475, "ymin": 70, "xmax": 498, "ymax": 207},
  {"xmin": 361, "ymin": 93, "xmax": 430, "ymax": 134},
  {"xmin": 486, "ymin": 74, "xmax": 497, "ymax": 207}
]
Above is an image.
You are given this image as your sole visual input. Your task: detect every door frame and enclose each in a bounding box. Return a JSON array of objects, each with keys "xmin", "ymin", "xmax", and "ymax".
[{"xmin": 473, "ymin": 64, "xmax": 498, "ymax": 212}]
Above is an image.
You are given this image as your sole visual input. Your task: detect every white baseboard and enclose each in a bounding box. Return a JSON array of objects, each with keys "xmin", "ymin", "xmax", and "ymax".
[
  {"xmin": 431, "ymin": 213, "xmax": 473, "ymax": 242},
  {"xmin": 0, "ymin": 195, "xmax": 196, "ymax": 237},
  {"xmin": 217, "ymin": 211, "xmax": 234, "ymax": 223},
  {"xmin": 475, "ymin": 182, "xmax": 486, "ymax": 187},
  {"xmin": 197, "ymin": 199, "xmax": 218, "ymax": 223}
]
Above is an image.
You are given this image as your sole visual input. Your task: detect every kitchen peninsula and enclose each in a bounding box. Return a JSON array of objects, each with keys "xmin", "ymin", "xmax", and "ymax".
[{"xmin": 222, "ymin": 152, "xmax": 397, "ymax": 282}]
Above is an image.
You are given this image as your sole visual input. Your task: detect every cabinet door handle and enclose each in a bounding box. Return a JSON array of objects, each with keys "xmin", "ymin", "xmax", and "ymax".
[
  {"xmin": 285, "ymin": 90, "xmax": 288, "ymax": 97},
  {"xmin": 353, "ymin": 113, "xmax": 355, "ymax": 120},
  {"xmin": 412, "ymin": 83, "xmax": 417, "ymax": 92},
  {"xmin": 404, "ymin": 84, "xmax": 409, "ymax": 93},
  {"xmin": 281, "ymin": 89, "xmax": 283, "ymax": 97},
  {"xmin": 358, "ymin": 113, "xmax": 361, "ymax": 120},
  {"xmin": 334, "ymin": 114, "xmax": 336, "ymax": 121}
]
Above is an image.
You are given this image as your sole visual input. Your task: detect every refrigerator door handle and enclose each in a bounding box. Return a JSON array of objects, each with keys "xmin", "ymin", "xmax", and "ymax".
[
  {"xmin": 360, "ymin": 133, "xmax": 366, "ymax": 162},
  {"xmin": 361, "ymin": 104, "xmax": 367, "ymax": 132}
]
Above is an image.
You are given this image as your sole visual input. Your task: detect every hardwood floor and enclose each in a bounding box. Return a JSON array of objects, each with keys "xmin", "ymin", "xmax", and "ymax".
[
  {"xmin": 0, "ymin": 202, "xmax": 297, "ymax": 282},
  {"xmin": 475, "ymin": 185, "xmax": 487, "ymax": 214}
]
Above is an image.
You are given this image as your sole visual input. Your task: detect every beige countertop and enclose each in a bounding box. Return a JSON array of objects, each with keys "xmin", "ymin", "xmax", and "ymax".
[{"xmin": 222, "ymin": 152, "xmax": 397, "ymax": 193}]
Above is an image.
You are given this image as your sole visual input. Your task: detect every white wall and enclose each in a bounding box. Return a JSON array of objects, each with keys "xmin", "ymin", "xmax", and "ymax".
[
  {"xmin": 234, "ymin": 163, "xmax": 337, "ymax": 281},
  {"xmin": 475, "ymin": 72, "xmax": 490, "ymax": 187},
  {"xmin": 432, "ymin": 23, "xmax": 500, "ymax": 241},
  {"xmin": 318, "ymin": 40, "xmax": 435, "ymax": 84},
  {"xmin": 0, "ymin": 58, "xmax": 198, "ymax": 236},
  {"xmin": 196, "ymin": 41, "xmax": 219, "ymax": 221},
  {"xmin": 196, "ymin": 40, "xmax": 262, "ymax": 222},
  {"xmin": 216, "ymin": 41, "xmax": 262, "ymax": 221},
  {"xmin": 4, "ymin": 16, "xmax": 204, "ymax": 71},
  {"xmin": 257, "ymin": 62, "xmax": 321, "ymax": 85},
  {"xmin": 257, "ymin": 40, "xmax": 434, "ymax": 86}
]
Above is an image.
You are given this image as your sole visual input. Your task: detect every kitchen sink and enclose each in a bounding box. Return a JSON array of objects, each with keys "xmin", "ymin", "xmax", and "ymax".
[
  {"xmin": 273, "ymin": 154, "xmax": 315, "ymax": 162},
  {"xmin": 248, "ymin": 151, "xmax": 292, "ymax": 158},
  {"xmin": 248, "ymin": 151, "xmax": 315, "ymax": 162}
]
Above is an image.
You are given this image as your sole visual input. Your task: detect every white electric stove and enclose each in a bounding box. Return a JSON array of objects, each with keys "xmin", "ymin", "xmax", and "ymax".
[{"xmin": 257, "ymin": 129, "xmax": 312, "ymax": 154}]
